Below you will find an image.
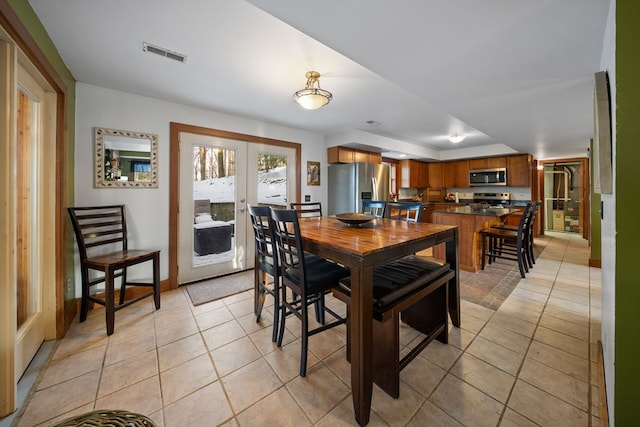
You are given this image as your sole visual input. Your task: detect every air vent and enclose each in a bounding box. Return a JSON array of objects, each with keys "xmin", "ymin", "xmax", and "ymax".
[{"xmin": 142, "ymin": 42, "xmax": 187, "ymax": 63}]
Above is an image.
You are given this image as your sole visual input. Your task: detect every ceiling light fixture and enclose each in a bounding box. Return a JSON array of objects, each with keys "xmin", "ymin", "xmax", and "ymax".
[
  {"xmin": 448, "ymin": 134, "xmax": 466, "ymax": 143},
  {"xmin": 293, "ymin": 71, "xmax": 332, "ymax": 110}
]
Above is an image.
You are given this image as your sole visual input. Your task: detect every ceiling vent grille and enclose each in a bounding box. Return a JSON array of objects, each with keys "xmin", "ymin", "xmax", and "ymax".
[{"xmin": 143, "ymin": 42, "xmax": 187, "ymax": 63}]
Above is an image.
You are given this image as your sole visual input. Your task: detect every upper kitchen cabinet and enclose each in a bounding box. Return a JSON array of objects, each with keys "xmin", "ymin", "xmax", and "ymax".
[
  {"xmin": 442, "ymin": 160, "xmax": 470, "ymax": 188},
  {"xmin": 398, "ymin": 159, "xmax": 428, "ymax": 188},
  {"xmin": 468, "ymin": 156, "xmax": 507, "ymax": 169},
  {"xmin": 507, "ymin": 154, "xmax": 533, "ymax": 187},
  {"xmin": 427, "ymin": 162, "xmax": 443, "ymax": 188},
  {"xmin": 327, "ymin": 146, "xmax": 381, "ymax": 164}
]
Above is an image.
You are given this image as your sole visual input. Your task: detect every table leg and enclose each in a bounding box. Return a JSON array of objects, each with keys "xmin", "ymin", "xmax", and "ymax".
[
  {"xmin": 349, "ymin": 266, "xmax": 374, "ymax": 426},
  {"xmin": 446, "ymin": 230, "xmax": 461, "ymax": 327}
]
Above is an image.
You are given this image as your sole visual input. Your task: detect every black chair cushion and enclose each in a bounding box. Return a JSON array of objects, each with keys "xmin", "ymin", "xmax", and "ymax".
[
  {"xmin": 284, "ymin": 259, "xmax": 350, "ymax": 294},
  {"xmin": 339, "ymin": 255, "xmax": 450, "ymax": 312}
]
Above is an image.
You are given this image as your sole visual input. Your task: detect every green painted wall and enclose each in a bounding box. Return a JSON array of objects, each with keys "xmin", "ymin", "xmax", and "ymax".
[
  {"xmin": 615, "ymin": 0, "xmax": 640, "ymax": 424},
  {"xmin": 6, "ymin": 0, "xmax": 78, "ymax": 313}
]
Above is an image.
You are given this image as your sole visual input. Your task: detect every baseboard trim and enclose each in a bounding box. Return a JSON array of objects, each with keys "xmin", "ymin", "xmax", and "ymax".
[{"xmin": 598, "ymin": 340, "xmax": 609, "ymax": 427}]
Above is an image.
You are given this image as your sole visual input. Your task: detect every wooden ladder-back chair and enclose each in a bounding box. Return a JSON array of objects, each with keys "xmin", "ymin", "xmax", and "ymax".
[
  {"xmin": 248, "ymin": 205, "xmax": 281, "ymax": 342},
  {"xmin": 385, "ymin": 202, "xmax": 421, "ymax": 222},
  {"xmin": 479, "ymin": 201, "xmax": 534, "ymax": 278},
  {"xmin": 68, "ymin": 205, "xmax": 160, "ymax": 335},
  {"xmin": 289, "ymin": 202, "xmax": 323, "ymax": 218},
  {"xmin": 269, "ymin": 208, "xmax": 349, "ymax": 377},
  {"xmin": 361, "ymin": 200, "xmax": 387, "ymax": 218}
]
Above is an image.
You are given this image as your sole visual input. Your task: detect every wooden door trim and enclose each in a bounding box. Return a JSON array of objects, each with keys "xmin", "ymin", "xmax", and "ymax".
[{"xmin": 168, "ymin": 122, "xmax": 301, "ymax": 289}]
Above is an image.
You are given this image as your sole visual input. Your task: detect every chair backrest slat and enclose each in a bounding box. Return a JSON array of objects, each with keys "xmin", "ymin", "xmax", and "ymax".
[
  {"xmin": 68, "ymin": 205, "xmax": 128, "ymax": 260},
  {"xmin": 248, "ymin": 205, "xmax": 278, "ymax": 269},
  {"xmin": 384, "ymin": 202, "xmax": 421, "ymax": 222},
  {"xmin": 362, "ymin": 200, "xmax": 386, "ymax": 218},
  {"xmin": 290, "ymin": 202, "xmax": 322, "ymax": 218},
  {"xmin": 270, "ymin": 208, "xmax": 306, "ymax": 286}
]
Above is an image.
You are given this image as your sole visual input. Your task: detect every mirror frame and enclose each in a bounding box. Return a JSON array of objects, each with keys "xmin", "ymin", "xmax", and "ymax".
[{"xmin": 94, "ymin": 127, "xmax": 159, "ymax": 188}]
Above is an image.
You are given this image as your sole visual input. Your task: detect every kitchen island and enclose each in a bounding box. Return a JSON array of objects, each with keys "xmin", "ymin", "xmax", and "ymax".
[{"xmin": 432, "ymin": 206, "xmax": 518, "ymax": 272}]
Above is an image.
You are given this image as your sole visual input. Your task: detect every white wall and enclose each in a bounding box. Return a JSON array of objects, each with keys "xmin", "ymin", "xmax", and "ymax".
[
  {"xmin": 599, "ymin": 0, "xmax": 616, "ymax": 422},
  {"xmin": 75, "ymin": 83, "xmax": 328, "ymax": 283}
]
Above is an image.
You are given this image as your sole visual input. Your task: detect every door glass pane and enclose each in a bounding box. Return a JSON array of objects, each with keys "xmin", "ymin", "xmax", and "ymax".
[
  {"xmin": 17, "ymin": 88, "xmax": 39, "ymax": 329},
  {"xmin": 257, "ymin": 154, "xmax": 288, "ymax": 207},
  {"xmin": 192, "ymin": 145, "xmax": 236, "ymax": 267},
  {"xmin": 543, "ymin": 161, "xmax": 582, "ymax": 233}
]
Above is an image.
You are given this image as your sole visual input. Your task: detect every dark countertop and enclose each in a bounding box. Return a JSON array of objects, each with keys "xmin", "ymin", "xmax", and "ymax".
[{"xmin": 431, "ymin": 206, "xmax": 519, "ymax": 217}]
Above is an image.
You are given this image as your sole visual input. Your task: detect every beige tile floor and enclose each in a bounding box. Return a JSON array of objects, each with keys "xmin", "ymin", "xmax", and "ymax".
[{"xmin": 9, "ymin": 231, "xmax": 601, "ymax": 426}]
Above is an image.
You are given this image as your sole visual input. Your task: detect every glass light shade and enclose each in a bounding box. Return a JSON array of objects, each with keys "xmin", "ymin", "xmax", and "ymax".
[
  {"xmin": 293, "ymin": 88, "xmax": 332, "ymax": 110},
  {"xmin": 448, "ymin": 134, "xmax": 466, "ymax": 143}
]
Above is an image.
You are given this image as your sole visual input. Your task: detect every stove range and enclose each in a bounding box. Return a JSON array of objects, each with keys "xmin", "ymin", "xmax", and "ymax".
[{"xmin": 473, "ymin": 192, "xmax": 510, "ymax": 207}]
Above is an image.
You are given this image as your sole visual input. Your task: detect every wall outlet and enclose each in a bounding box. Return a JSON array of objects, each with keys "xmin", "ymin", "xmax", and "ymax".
[{"xmin": 305, "ymin": 195, "xmax": 311, "ymax": 202}]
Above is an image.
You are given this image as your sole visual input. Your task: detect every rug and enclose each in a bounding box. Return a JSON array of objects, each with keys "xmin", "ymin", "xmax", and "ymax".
[
  {"xmin": 459, "ymin": 243, "xmax": 543, "ymax": 310},
  {"xmin": 185, "ymin": 270, "xmax": 254, "ymax": 306}
]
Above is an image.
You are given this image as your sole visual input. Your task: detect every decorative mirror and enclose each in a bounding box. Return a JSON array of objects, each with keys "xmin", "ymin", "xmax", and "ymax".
[{"xmin": 94, "ymin": 127, "xmax": 158, "ymax": 188}]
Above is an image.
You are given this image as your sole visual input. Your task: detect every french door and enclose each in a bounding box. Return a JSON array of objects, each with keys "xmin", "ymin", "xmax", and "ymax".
[{"xmin": 176, "ymin": 130, "xmax": 297, "ymax": 284}]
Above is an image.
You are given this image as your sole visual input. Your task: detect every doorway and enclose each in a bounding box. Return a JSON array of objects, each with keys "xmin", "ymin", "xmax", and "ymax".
[
  {"xmin": 169, "ymin": 123, "xmax": 301, "ymax": 288},
  {"xmin": 542, "ymin": 159, "xmax": 588, "ymax": 237}
]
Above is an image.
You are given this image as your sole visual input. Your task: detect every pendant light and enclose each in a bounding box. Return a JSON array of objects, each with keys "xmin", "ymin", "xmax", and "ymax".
[{"xmin": 293, "ymin": 71, "xmax": 333, "ymax": 110}]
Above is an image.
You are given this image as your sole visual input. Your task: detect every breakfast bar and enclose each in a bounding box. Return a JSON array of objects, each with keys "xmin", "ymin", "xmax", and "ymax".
[{"xmin": 432, "ymin": 206, "xmax": 518, "ymax": 272}]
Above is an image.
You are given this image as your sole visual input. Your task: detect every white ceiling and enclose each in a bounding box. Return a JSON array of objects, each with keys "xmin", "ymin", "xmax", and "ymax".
[{"xmin": 29, "ymin": 0, "xmax": 610, "ymax": 161}]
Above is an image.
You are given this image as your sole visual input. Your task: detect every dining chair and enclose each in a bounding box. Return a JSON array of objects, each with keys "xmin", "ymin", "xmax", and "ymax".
[
  {"xmin": 248, "ymin": 205, "xmax": 281, "ymax": 342},
  {"xmin": 67, "ymin": 205, "xmax": 160, "ymax": 335},
  {"xmin": 384, "ymin": 202, "xmax": 421, "ymax": 222},
  {"xmin": 269, "ymin": 208, "xmax": 349, "ymax": 376},
  {"xmin": 289, "ymin": 202, "xmax": 322, "ymax": 218},
  {"xmin": 479, "ymin": 201, "xmax": 534, "ymax": 278},
  {"xmin": 491, "ymin": 200, "xmax": 541, "ymax": 268},
  {"xmin": 361, "ymin": 200, "xmax": 386, "ymax": 218}
]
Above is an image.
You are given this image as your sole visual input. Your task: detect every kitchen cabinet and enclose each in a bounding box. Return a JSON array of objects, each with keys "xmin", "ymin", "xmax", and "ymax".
[
  {"xmin": 327, "ymin": 146, "xmax": 381, "ymax": 164},
  {"xmin": 432, "ymin": 209, "xmax": 505, "ymax": 272},
  {"xmin": 442, "ymin": 160, "xmax": 469, "ymax": 188},
  {"xmin": 419, "ymin": 203, "xmax": 462, "ymax": 223},
  {"xmin": 507, "ymin": 154, "xmax": 532, "ymax": 187},
  {"xmin": 427, "ymin": 162, "xmax": 443, "ymax": 188},
  {"xmin": 468, "ymin": 156, "xmax": 507, "ymax": 169},
  {"xmin": 398, "ymin": 159, "xmax": 427, "ymax": 188}
]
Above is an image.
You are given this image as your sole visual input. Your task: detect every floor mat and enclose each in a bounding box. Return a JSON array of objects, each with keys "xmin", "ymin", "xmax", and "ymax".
[{"xmin": 185, "ymin": 270, "xmax": 253, "ymax": 306}]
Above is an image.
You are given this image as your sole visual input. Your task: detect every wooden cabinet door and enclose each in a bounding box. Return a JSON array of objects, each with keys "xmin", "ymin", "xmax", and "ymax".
[
  {"xmin": 487, "ymin": 156, "xmax": 507, "ymax": 168},
  {"xmin": 468, "ymin": 158, "xmax": 488, "ymax": 170},
  {"xmin": 354, "ymin": 150, "xmax": 370, "ymax": 163},
  {"xmin": 442, "ymin": 162, "xmax": 456, "ymax": 188},
  {"xmin": 327, "ymin": 146, "xmax": 354, "ymax": 164},
  {"xmin": 427, "ymin": 162, "xmax": 443, "ymax": 188},
  {"xmin": 455, "ymin": 160, "xmax": 469, "ymax": 187},
  {"xmin": 369, "ymin": 152, "xmax": 382, "ymax": 164},
  {"xmin": 507, "ymin": 154, "xmax": 532, "ymax": 186}
]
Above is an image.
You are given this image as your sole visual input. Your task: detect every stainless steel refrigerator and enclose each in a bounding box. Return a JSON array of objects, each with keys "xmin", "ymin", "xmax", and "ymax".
[{"xmin": 327, "ymin": 162, "xmax": 390, "ymax": 215}]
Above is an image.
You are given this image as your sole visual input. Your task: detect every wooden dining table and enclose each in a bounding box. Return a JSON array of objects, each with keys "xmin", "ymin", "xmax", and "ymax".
[{"xmin": 297, "ymin": 216, "xmax": 459, "ymax": 426}]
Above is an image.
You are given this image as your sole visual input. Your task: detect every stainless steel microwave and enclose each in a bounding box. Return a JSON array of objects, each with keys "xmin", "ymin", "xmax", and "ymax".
[{"xmin": 469, "ymin": 168, "xmax": 507, "ymax": 186}]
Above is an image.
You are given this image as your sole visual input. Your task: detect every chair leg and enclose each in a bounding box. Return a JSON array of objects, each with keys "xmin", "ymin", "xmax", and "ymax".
[
  {"xmin": 271, "ymin": 273, "xmax": 280, "ymax": 342},
  {"xmin": 314, "ymin": 292, "xmax": 326, "ymax": 324},
  {"xmin": 153, "ymin": 253, "xmax": 160, "ymax": 309},
  {"xmin": 105, "ymin": 267, "xmax": 116, "ymax": 336},
  {"xmin": 80, "ymin": 267, "xmax": 90, "ymax": 322},
  {"xmin": 119, "ymin": 267, "xmax": 128, "ymax": 305},
  {"xmin": 300, "ymin": 297, "xmax": 309, "ymax": 377},
  {"xmin": 277, "ymin": 286, "xmax": 288, "ymax": 347}
]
